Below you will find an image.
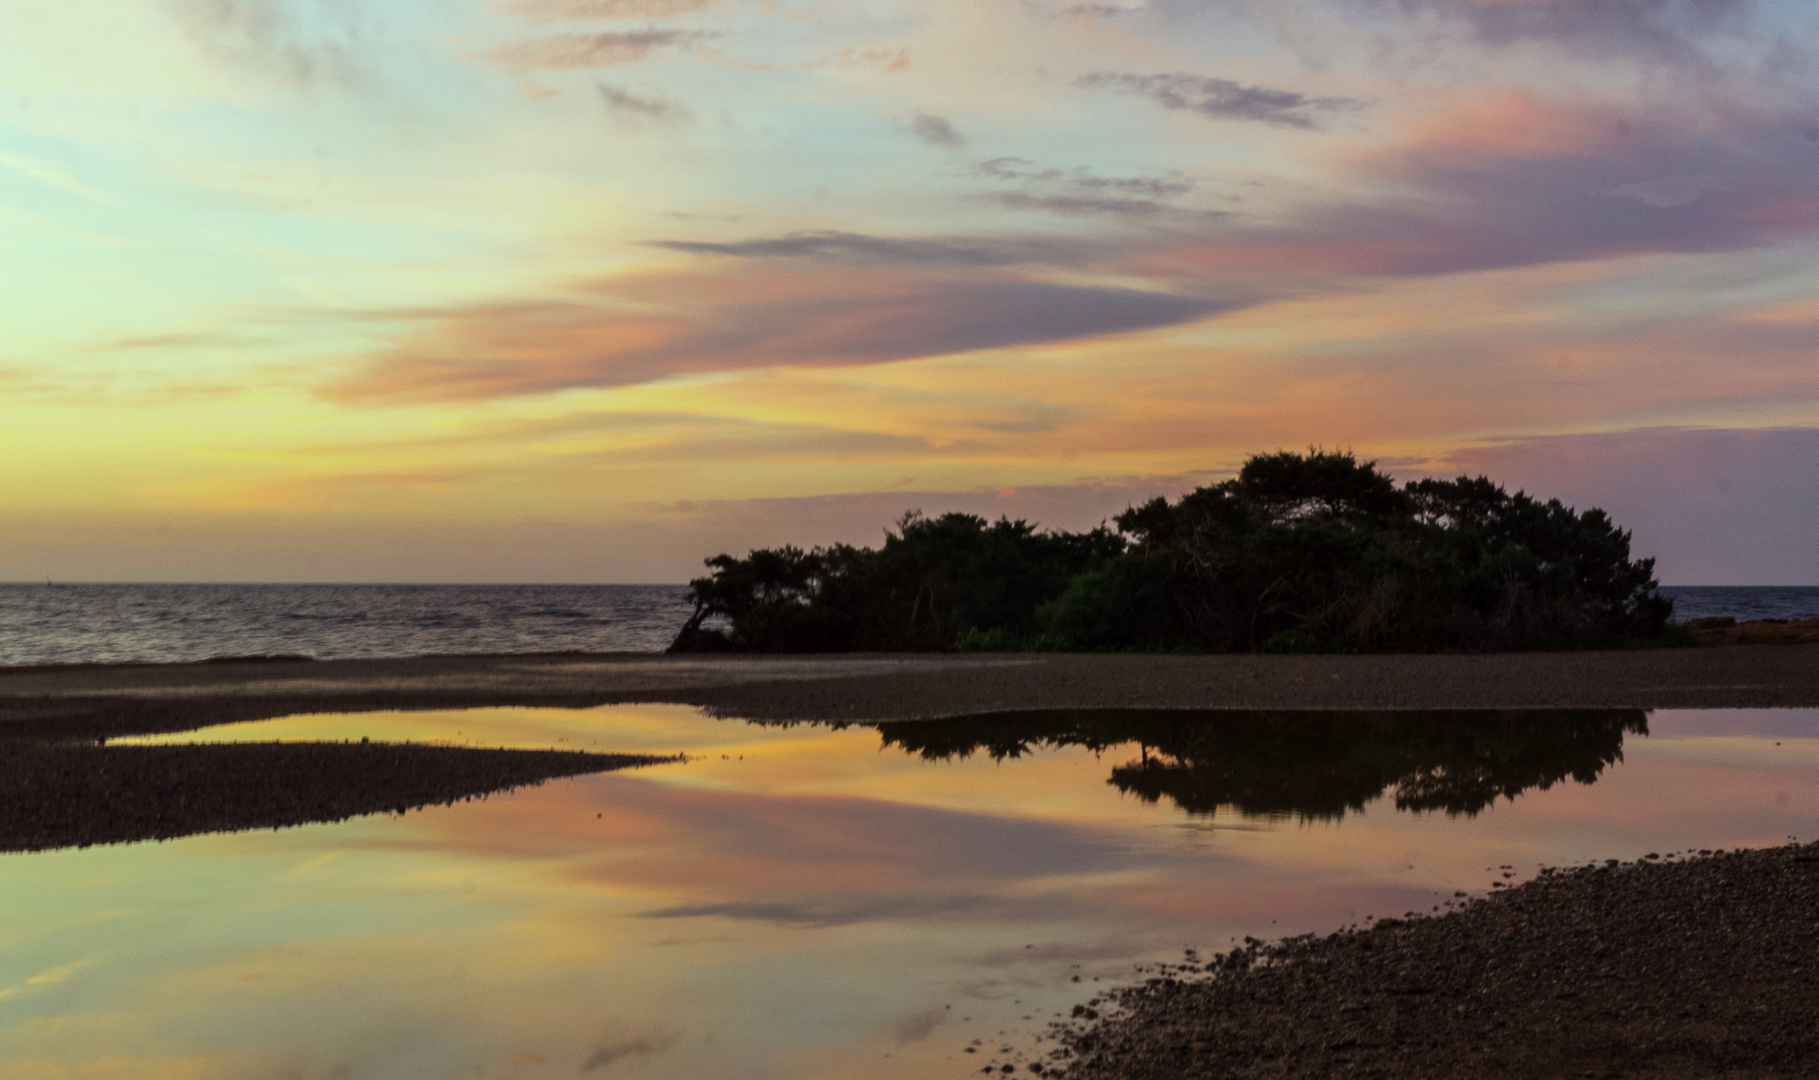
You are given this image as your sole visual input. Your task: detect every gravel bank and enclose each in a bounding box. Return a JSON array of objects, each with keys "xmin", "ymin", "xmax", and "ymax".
[
  {"xmin": 2, "ymin": 646, "xmax": 1817, "ymax": 741},
  {"xmin": 0, "ymin": 742, "xmax": 667, "ymax": 853},
  {"xmin": 1036, "ymin": 843, "xmax": 1819, "ymax": 1080}
]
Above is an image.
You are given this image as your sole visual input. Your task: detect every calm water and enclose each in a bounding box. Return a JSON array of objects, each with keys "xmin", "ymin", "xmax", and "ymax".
[
  {"xmin": 0, "ymin": 584, "xmax": 1808, "ymax": 668},
  {"xmin": 1659, "ymin": 585, "xmax": 1819, "ymax": 622},
  {"xmin": 5, "ymin": 705, "xmax": 1814, "ymax": 1079},
  {"xmin": 0, "ymin": 584, "xmax": 693, "ymax": 665}
]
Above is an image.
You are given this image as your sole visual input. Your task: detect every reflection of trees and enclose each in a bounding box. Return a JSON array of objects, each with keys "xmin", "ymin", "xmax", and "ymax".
[{"xmin": 874, "ymin": 710, "xmax": 1648, "ymax": 821}]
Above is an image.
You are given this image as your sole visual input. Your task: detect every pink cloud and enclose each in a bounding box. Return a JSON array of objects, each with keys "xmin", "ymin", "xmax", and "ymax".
[
  {"xmin": 1138, "ymin": 101, "xmax": 1815, "ymax": 280},
  {"xmin": 324, "ymin": 267, "xmax": 1228, "ymax": 403}
]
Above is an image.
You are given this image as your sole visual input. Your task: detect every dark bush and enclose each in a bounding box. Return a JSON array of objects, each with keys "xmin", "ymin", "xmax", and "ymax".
[
  {"xmin": 670, "ymin": 511, "xmax": 1122, "ymax": 652},
  {"xmin": 669, "ymin": 450, "xmax": 1672, "ymax": 653}
]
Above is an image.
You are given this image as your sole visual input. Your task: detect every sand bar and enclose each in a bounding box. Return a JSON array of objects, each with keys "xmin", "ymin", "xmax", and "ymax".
[
  {"xmin": 3, "ymin": 646, "xmax": 1817, "ymax": 741},
  {"xmin": 0, "ymin": 742, "xmax": 665, "ymax": 853}
]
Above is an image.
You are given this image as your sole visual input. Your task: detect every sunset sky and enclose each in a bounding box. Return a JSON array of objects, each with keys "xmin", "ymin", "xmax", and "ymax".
[{"xmin": 3, "ymin": 0, "xmax": 1814, "ymax": 583}]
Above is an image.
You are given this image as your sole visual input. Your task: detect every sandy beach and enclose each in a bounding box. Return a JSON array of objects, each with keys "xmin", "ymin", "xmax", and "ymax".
[{"xmin": 2, "ymin": 645, "xmax": 1817, "ymax": 742}]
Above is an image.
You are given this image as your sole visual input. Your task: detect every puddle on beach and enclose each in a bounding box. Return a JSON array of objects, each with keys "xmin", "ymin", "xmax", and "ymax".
[{"xmin": 8, "ymin": 705, "xmax": 1818, "ymax": 1079}]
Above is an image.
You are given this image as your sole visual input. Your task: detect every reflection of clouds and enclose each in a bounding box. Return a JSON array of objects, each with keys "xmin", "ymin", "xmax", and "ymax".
[
  {"xmin": 582, "ymin": 1030, "xmax": 680, "ymax": 1072},
  {"xmin": 890, "ymin": 1006, "xmax": 946, "ymax": 1044},
  {"xmin": 372, "ymin": 761, "xmax": 1229, "ymax": 941},
  {"xmin": 410, "ymin": 772, "xmax": 1146, "ymax": 889},
  {"xmin": 0, "ymin": 955, "xmax": 102, "ymax": 1003},
  {"xmin": 11, "ymin": 708, "xmax": 1819, "ymax": 1079},
  {"xmin": 640, "ymin": 894, "xmax": 999, "ymax": 927}
]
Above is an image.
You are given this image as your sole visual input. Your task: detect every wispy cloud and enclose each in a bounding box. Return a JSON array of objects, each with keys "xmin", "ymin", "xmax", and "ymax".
[
  {"xmin": 974, "ymin": 158, "xmax": 1193, "ymax": 199},
  {"xmin": 648, "ymin": 230, "xmax": 1103, "ymax": 267},
  {"xmin": 324, "ymin": 268, "xmax": 1234, "ymax": 402},
  {"xmin": 911, "ymin": 112, "xmax": 964, "ymax": 147},
  {"xmin": 984, "ymin": 191, "xmax": 1189, "ymax": 219},
  {"xmin": 973, "ymin": 157, "xmax": 1207, "ymax": 219},
  {"xmin": 1610, "ymin": 174, "xmax": 1729, "ymax": 209},
  {"xmin": 1078, "ymin": 71, "xmax": 1362, "ymax": 128},
  {"xmin": 1220, "ymin": 0, "xmax": 1775, "ymax": 74},
  {"xmin": 98, "ymin": 331, "xmax": 248, "ymax": 352},
  {"xmin": 597, "ymin": 81, "xmax": 694, "ymax": 122},
  {"xmin": 1142, "ymin": 99, "xmax": 1818, "ymax": 279},
  {"xmin": 829, "ymin": 46, "xmax": 912, "ymax": 72},
  {"xmin": 495, "ymin": 0, "xmax": 711, "ymax": 20},
  {"xmin": 165, "ymin": 0, "xmax": 368, "ymax": 87},
  {"xmin": 483, "ymin": 28, "xmax": 715, "ymax": 70},
  {"xmin": 1058, "ymin": 3, "xmax": 1140, "ymax": 17},
  {"xmin": 0, "ymin": 152, "xmax": 114, "ymax": 204},
  {"xmin": 1424, "ymin": 0, "xmax": 1752, "ymax": 68}
]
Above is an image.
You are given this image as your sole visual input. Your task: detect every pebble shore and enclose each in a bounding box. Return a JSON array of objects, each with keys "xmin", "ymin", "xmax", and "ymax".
[{"xmin": 1039, "ymin": 843, "xmax": 1819, "ymax": 1079}]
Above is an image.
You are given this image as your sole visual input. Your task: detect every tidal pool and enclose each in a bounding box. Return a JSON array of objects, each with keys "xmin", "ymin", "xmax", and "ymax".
[{"xmin": 9, "ymin": 706, "xmax": 1818, "ymax": 1079}]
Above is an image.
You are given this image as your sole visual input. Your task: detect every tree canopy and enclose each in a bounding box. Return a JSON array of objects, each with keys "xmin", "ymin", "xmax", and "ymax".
[{"xmin": 670, "ymin": 450, "xmax": 1673, "ymax": 653}]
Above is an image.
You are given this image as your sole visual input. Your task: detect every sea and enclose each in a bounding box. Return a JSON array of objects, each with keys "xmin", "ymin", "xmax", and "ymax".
[
  {"xmin": 0, "ymin": 583, "xmax": 1811, "ymax": 667},
  {"xmin": 0, "ymin": 583, "xmax": 694, "ymax": 667}
]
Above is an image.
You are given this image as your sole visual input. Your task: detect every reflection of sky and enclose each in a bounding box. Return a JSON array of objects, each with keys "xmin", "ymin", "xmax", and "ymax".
[{"xmin": 14, "ymin": 705, "xmax": 1819, "ymax": 1078}]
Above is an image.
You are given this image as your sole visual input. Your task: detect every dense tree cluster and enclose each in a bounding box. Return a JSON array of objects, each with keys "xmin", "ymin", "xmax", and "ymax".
[{"xmin": 670, "ymin": 450, "xmax": 1673, "ymax": 653}]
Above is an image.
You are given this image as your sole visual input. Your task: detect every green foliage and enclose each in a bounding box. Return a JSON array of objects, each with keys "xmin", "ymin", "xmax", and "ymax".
[{"xmin": 670, "ymin": 449, "xmax": 1674, "ymax": 653}]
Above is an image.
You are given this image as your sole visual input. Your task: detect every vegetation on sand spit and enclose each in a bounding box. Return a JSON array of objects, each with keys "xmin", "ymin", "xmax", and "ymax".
[{"xmin": 669, "ymin": 450, "xmax": 1672, "ymax": 653}]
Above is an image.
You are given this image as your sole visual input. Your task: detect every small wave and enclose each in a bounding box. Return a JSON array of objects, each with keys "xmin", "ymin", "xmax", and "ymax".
[{"xmin": 0, "ymin": 583, "xmax": 692, "ymax": 664}]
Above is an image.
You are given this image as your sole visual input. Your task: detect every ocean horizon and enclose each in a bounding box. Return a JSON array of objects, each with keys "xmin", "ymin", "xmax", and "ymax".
[{"xmin": 0, "ymin": 582, "xmax": 1812, "ymax": 668}]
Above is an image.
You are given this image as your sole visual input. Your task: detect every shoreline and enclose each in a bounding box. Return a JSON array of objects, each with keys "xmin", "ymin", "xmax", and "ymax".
[
  {"xmin": 1041, "ymin": 842, "xmax": 1819, "ymax": 1079},
  {"xmin": 2, "ymin": 646, "xmax": 1817, "ymax": 741}
]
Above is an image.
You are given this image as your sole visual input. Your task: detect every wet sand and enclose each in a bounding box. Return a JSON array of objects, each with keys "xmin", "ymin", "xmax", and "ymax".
[
  {"xmin": 2, "ymin": 646, "xmax": 1817, "ymax": 741},
  {"xmin": 1044, "ymin": 842, "xmax": 1819, "ymax": 1080},
  {"xmin": 0, "ymin": 742, "xmax": 666, "ymax": 853}
]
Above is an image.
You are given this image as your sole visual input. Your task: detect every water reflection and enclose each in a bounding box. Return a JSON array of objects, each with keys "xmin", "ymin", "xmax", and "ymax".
[
  {"xmin": 880, "ymin": 709, "xmax": 1648, "ymax": 819},
  {"xmin": 0, "ymin": 704, "xmax": 1813, "ymax": 1080},
  {"xmin": 123, "ymin": 707, "xmax": 1652, "ymax": 828}
]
